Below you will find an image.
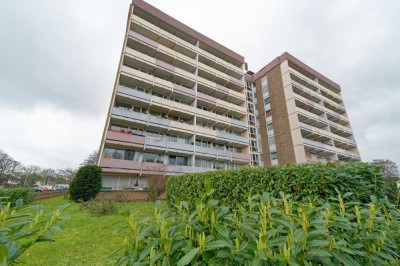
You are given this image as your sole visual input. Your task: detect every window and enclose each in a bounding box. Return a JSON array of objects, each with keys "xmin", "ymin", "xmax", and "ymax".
[
  {"xmin": 269, "ymin": 136, "xmax": 276, "ymax": 145},
  {"xmin": 176, "ymin": 156, "xmax": 188, "ymax": 166},
  {"xmin": 264, "ymin": 97, "xmax": 270, "ymax": 106},
  {"xmin": 124, "ymin": 150, "xmax": 136, "ymax": 161},
  {"xmin": 147, "ymin": 130, "xmax": 163, "ymax": 138},
  {"xmin": 214, "ymin": 143, "xmax": 224, "ymax": 150},
  {"xmin": 142, "ymin": 153, "xmax": 163, "ymax": 163},
  {"xmin": 265, "ymin": 110, "xmax": 272, "ymax": 117},
  {"xmin": 195, "ymin": 159, "xmax": 212, "ymax": 168},
  {"xmin": 213, "ymin": 162, "xmax": 225, "ymax": 170},
  {"xmin": 271, "ymin": 152, "xmax": 278, "ymax": 160},
  {"xmin": 267, "ymin": 123, "xmax": 274, "ymax": 132},
  {"xmin": 177, "ymin": 136, "xmax": 189, "ymax": 144},
  {"xmin": 169, "ymin": 135, "xmax": 177, "ymax": 142},
  {"xmin": 103, "ymin": 148, "xmax": 126, "ymax": 160}
]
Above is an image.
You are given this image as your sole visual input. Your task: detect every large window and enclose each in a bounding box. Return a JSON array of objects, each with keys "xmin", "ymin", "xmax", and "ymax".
[
  {"xmin": 271, "ymin": 152, "xmax": 278, "ymax": 160},
  {"xmin": 169, "ymin": 155, "xmax": 189, "ymax": 166},
  {"xmin": 142, "ymin": 153, "xmax": 163, "ymax": 163},
  {"xmin": 103, "ymin": 148, "xmax": 124, "ymax": 160},
  {"xmin": 195, "ymin": 159, "xmax": 212, "ymax": 168},
  {"xmin": 214, "ymin": 162, "xmax": 225, "ymax": 170}
]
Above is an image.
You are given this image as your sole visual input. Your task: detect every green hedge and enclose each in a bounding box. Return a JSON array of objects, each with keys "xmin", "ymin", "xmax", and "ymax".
[
  {"xmin": 0, "ymin": 187, "xmax": 36, "ymax": 206},
  {"xmin": 167, "ymin": 162, "xmax": 396, "ymax": 208}
]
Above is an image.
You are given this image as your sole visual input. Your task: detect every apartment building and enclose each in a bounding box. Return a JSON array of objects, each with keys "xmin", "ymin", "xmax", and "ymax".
[
  {"xmin": 97, "ymin": 0, "xmax": 360, "ymax": 190},
  {"xmin": 97, "ymin": 0, "xmax": 250, "ymax": 190},
  {"xmin": 248, "ymin": 53, "xmax": 360, "ymax": 166}
]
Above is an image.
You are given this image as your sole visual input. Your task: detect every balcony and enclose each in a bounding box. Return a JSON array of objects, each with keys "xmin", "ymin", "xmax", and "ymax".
[
  {"xmin": 166, "ymin": 165, "xmax": 193, "ymax": 175},
  {"xmin": 100, "ymin": 158, "xmax": 166, "ymax": 175},
  {"xmin": 145, "ymin": 137, "xmax": 167, "ymax": 151},
  {"xmin": 167, "ymin": 141, "xmax": 194, "ymax": 154},
  {"xmin": 195, "ymin": 146, "xmax": 217, "ymax": 159},
  {"xmin": 232, "ymin": 152, "xmax": 250, "ymax": 163},
  {"xmin": 105, "ymin": 130, "xmax": 145, "ymax": 149},
  {"xmin": 116, "ymin": 85, "xmax": 151, "ymax": 105}
]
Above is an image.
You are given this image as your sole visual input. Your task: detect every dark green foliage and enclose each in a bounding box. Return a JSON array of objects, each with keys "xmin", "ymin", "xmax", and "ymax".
[
  {"xmin": 69, "ymin": 165, "xmax": 102, "ymax": 202},
  {"xmin": 80, "ymin": 198, "xmax": 118, "ymax": 215},
  {"xmin": 0, "ymin": 200, "xmax": 69, "ymax": 265},
  {"xmin": 0, "ymin": 187, "xmax": 35, "ymax": 206},
  {"xmin": 116, "ymin": 187, "xmax": 400, "ymax": 265},
  {"xmin": 167, "ymin": 163, "xmax": 397, "ymax": 208}
]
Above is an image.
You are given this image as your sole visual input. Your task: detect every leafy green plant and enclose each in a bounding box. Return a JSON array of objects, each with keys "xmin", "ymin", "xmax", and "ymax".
[
  {"xmin": 69, "ymin": 165, "xmax": 102, "ymax": 202},
  {"xmin": 0, "ymin": 200, "xmax": 69, "ymax": 265},
  {"xmin": 116, "ymin": 183, "xmax": 400, "ymax": 265},
  {"xmin": 0, "ymin": 187, "xmax": 36, "ymax": 206},
  {"xmin": 80, "ymin": 198, "xmax": 118, "ymax": 216},
  {"xmin": 167, "ymin": 163, "xmax": 397, "ymax": 208}
]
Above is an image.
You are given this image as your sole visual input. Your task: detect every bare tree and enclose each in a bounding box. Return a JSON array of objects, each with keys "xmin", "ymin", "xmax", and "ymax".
[
  {"xmin": 0, "ymin": 149, "xmax": 20, "ymax": 184},
  {"xmin": 371, "ymin": 159, "xmax": 399, "ymax": 179},
  {"xmin": 80, "ymin": 150, "xmax": 98, "ymax": 167},
  {"xmin": 41, "ymin": 168, "xmax": 56, "ymax": 185},
  {"xmin": 21, "ymin": 165, "xmax": 42, "ymax": 186},
  {"xmin": 58, "ymin": 168, "xmax": 77, "ymax": 183}
]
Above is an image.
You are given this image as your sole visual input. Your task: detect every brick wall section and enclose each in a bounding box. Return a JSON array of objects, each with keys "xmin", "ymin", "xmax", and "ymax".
[
  {"xmin": 255, "ymin": 78, "xmax": 271, "ymax": 166},
  {"xmin": 267, "ymin": 65, "xmax": 297, "ymax": 164}
]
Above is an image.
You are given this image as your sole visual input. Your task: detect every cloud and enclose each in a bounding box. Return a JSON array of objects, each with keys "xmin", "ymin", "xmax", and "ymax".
[{"xmin": 0, "ymin": 0, "xmax": 399, "ymax": 168}]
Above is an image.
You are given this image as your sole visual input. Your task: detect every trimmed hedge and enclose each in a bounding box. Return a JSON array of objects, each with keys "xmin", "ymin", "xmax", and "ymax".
[
  {"xmin": 0, "ymin": 187, "xmax": 36, "ymax": 206},
  {"xmin": 69, "ymin": 165, "xmax": 102, "ymax": 202},
  {"xmin": 167, "ymin": 162, "xmax": 397, "ymax": 208}
]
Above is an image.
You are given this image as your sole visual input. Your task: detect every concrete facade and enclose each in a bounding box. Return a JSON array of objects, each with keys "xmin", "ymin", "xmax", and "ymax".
[{"xmin": 97, "ymin": 0, "xmax": 361, "ymax": 190}]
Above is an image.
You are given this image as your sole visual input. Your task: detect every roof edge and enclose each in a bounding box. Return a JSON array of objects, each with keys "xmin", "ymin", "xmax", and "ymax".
[
  {"xmin": 251, "ymin": 52, "xmax": 341, "ymax": 92},
  {"xmin": 131, "ymin": 0, "xmax": 245, "ymax": 64}
]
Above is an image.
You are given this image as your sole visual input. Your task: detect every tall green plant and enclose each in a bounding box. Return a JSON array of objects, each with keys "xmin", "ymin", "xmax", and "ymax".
[
  {"xmin": 116, "ymin": 186, "xmax": 400, "ymax": 265},
  {"xmin": 0, "ymin": 188, "xmax": 35, "ymax": 206},
  {"xmin": 167, "ymin": 163, "xmax": 396, "ymax": 208},
  {"xmin": 69, "ymin": 165, "xmax": 102, "ymax": 202},
  {"xmin": 0, "ymin": 200, "xmax": 69, "ymax": 265}
]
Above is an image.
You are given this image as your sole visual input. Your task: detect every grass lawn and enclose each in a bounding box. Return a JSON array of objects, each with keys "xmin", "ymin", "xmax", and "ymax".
[{"xmin": 19, "ymin": 196, "xmax": 162, "ymax": 266}]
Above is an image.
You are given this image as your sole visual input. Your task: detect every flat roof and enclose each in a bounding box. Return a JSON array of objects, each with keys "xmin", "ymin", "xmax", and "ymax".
[
  {"xmin": 250, "ymin": 52, "xmax": 341, "ymax": 92},
  {"xmin": 132, "ymin": 0, "xmax": 245, "ymax": 64}
]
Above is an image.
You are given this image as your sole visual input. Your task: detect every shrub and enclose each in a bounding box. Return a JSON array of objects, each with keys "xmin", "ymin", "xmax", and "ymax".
[
  {"xmin": 0, "ymin": 187, "xmax": 36, "ymax": 206},
  {"xmin": 0, "ymin": 200, "xmax": 68, "ymax": 265},
  {"xmin": 80, "ymin": 198, "xmax": 118, "ymax": 215},
  {"xmin": 148, "ymin": 176, "xmax": 168, "ymax": 201},
  {"xmin": 116, "ymin": 185, "xmax": 400, "ymax": 265},
  {"xmin": 167, "ymin": 162, "xmax": 396, "ymax": 208},
  {"xmin": 69, "ymin": 165, "xmax": 102, "ymax": 202}
]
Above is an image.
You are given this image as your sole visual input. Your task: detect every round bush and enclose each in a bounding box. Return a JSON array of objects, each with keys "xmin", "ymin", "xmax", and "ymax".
[{"xmin": 69, "ymin": 165, "xmax": 102, "ymax": 202}]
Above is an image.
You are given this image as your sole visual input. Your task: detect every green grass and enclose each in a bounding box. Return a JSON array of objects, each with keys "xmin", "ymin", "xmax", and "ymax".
[{"xmin": 19, "ymin": 196, "xmax": 162, "ymax": 266}]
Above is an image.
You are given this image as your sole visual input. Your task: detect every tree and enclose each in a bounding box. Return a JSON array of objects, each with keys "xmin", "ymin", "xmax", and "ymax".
[
  {"xmin": 371, "ymin": 159, "xmax": 399, "ymax": 179},
  {"xmin": 57, "ymin": 168, "xmax": 77, "ymax": 183},
  {"xmin": 69, "ymin": 165, "xmax": 102, "ymax": 202},
  {"xmin": 0, "ymin": 149, "xmax": 19, "ymax": 184},
  {"xmin": 80, "ymin": 150, "xmax": 99, "ymax": 167},
  {"xmin": 21, "ymin": 165, "xmax": 42, "ymax": 186}
]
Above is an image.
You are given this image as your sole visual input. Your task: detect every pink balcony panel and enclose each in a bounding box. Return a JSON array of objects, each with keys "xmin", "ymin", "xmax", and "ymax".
[
  {"xmin": 156, "ymin": 60, "xmax": 175, "ymax": 73},
  {"xmin": 141, "ymin": 162, "xmax": 166, "ymax": 175},
  {"xmin": 216, "ymin": 84, "xmax": 229, "ymax": 94},
  {"xmin": 232, "ymin": 152, "xmax": 250, "ymax": 162},
  {"xmin": 173, "ymin": 84, "xmax": 195, "ymax": 97},
  {"xmin": 100, "ymin": 158, "xmax": 142, "ymax": 174},
  {"xmin": 106, "ymin": 130, "xmax": 145, "ymax": 148},
  {"xmin": 229, "ymin": 77, "xmax": 244, "ymax": 86},
  {"xmin": 128, "ymin": 30, "xmax": 158, "ymax": 49},
  {"xmin": 197, "ymin": 91, "xmax": 217, "ymax": 104}
]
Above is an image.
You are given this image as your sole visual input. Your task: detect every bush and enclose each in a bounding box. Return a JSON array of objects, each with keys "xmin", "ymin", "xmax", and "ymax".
[
  {"xmin": 148, "ymin": 176, "xmax": 168, "ymax": 201},
  {"xmin": 0, "ymin": 200, "xmax": 68, "ymax": 264},
  {"xmin": 69, "ymin": 165, "xmax": 102, "ymax": 202},
  {"xmin": 116, "ymin": 186, "xmax": 400, "ymax": 265},
  {"xmin": 80, "ymin": 198, "xmax": 118, "ymax": 215},
  {"xmin": 167, "ymin": 162, "xmax": 397, "ymax": 208},
  {"xmin": 0, "ymin": 187, "xmax": 36, "ymax": 206}
]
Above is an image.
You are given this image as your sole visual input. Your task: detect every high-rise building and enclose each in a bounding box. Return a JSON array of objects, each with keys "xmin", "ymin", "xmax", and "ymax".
[{"xmin": 97, "ymin": 0, "xmax": 360, "ymax": 190}]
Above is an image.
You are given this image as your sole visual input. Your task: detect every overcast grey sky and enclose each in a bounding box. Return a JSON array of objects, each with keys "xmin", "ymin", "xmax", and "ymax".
[{"xmin": 1, "ymin": 0, "xmax": 399, "ymax": 169}]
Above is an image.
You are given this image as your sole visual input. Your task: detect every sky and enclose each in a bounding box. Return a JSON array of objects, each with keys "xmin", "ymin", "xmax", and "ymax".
[{"xmin": 0, "ymin": 0, "xmax": 399, "ymax": 169}]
